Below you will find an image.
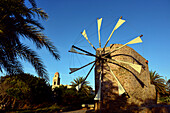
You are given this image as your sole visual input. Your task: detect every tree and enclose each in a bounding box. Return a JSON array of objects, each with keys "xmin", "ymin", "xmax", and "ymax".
[
  {"xmin": 150, "ymin": 70, "xmax": 167, "ymax": 94},
  {"xmin": 71, "ymin": 76, "xmax": 92, "ymax": 96},
  {"xmin": 53, "ymin": 85, "xmax": 78, "ymax": 106},
  {"xmin": 0, "ymin": 0, "xmax": 60, "ymax": 80},
  {"xmin": 53, "ymin": 85, "xmax": 95, "ymax": 111},
  {"xmin": 166, "ymin": 79, "xmax": 170, "ymax": 94},
  {"xmin": 150, "ymin": 70, "xmax": 167, "ymax": 101},
  {"xmin": 0, "ymin": 73, "xmax": 53, "ymax": 110}
]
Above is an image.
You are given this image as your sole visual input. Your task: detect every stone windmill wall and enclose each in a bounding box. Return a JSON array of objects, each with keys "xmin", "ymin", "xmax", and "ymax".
[{"xmin": 95, "ymin": 44, "xmax": 156, "ymax": 112}]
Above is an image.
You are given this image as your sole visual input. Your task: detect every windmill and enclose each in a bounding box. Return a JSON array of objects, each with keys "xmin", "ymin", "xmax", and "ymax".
[{"xmin": 69, "ymin": 16, "xmax": 143, "ymax": 103}]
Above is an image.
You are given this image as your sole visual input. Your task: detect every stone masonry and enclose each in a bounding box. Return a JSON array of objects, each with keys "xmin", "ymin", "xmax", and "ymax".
[{"xmin": 95, "ymin": 44, "xmax": 156, "ymax": 112}]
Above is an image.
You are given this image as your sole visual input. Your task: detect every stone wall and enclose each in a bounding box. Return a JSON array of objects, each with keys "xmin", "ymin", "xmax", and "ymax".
[{"xmin": 95, "ymin": 44, "xmax": 156, "ymax": 112}]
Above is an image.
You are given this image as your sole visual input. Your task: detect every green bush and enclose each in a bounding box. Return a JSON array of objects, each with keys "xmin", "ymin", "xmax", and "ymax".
[
  {"xmin": 53, "ymin": 85, "xmax": 95, "ymax": 110},
  {"xmin": 0, "ymin": 73, "xmax": 53, "ymax": 110},
  {"xmin": 160, "ymin": 96, "xmax": 170, "ymax": 103}
]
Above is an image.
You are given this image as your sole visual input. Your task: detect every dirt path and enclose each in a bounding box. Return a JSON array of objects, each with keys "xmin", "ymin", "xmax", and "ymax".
[
  {"xmin": 61, "ymin": 109, "xmax": 94, "ymax": 113},
  {"xmin": 61, "ymin": 109, "xmax": 87, "ymax": 113}
]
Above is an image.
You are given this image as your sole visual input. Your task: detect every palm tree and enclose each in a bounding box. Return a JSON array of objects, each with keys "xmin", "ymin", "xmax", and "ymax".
[
  {"xmin": 71, "ymin": 76, "xmax": 92, "ymax": 96},
  {"xmin": 0, "ymin": 0, "xmax": 60, "ymax": 80},
  {"xmin": 166, "ymin": 79, "xmax": 170, "ymax": 94},
  {"xmin": 150, "ymin": 70, "xmax": 167, "ymax": 101}
]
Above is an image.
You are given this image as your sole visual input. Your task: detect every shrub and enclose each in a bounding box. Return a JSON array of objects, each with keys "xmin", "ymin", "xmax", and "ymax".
[{"xmin": 0, "ymin": 73, "xmax": 53, "ymax": 110}]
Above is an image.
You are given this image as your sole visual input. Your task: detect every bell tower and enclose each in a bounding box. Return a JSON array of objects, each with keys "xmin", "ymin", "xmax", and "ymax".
[{"xmin": 52, "ymin": 72, "xmax": 60, "ymax": 89}]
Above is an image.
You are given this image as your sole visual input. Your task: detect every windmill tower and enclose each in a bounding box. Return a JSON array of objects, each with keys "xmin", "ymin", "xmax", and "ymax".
[
  {"xmin": 69, "ymin": 17, "xmax": 156, "ymax": 112},
  {"xmin": 95, "ymin": 44, "xmax": 156, "ymax": 112}
]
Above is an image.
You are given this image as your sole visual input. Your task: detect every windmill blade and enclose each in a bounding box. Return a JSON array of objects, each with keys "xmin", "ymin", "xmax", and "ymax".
[
  {"xmin": 105, "ymin": 35, "xmax": 143, "ymax": 56},
  {"xmin": 69, "ymin": 47, "xmax": 90, "ymax": 56},
  {"xmin": 94, "ymin": 72, "xmax": 102, "ymax": 100},
  {"xmin": 97, "ymin": 18, "xmax": 102, "ymax": 48},
  {"xmin": 72, "ymin": 45, "xmax": 98, "ymax": 58},
  {"xmin": 108, "ymin": 58, "xmax": 142, "ymax": 73},
  {"xmin": 106, "ymin": 63, "xmax": 126, "ymax": 96},
  {"xmin": 116, "ymin": 60, "xmax": 142, "ymax": 73},
  {"xmin": 84, "ymin": 63, "xmax": 96, "ymax": 81},
  {"xmin": 94, "ymin": 56, "xmax": 103, "ymax": 101},
  {"xmin": 113, "ymin": 17, "xmax": 126, "ymax": 31},
  {"xmin": 69, "ymin": 60, "xmax": 95, "ymax": 74},
  {"xmin": 108, "ymin": 60, "xmax": 145, "ymax": 88},
  {"xmin": 81, "ymin": 30, "xmax": 96, "ymax": 50},
  {"xmin": 103, "ymin": 16, "xmax": 125, "ymax": 49},
  {"xmin": 69, "ymin": 68, "xmax": 79, "ymax": 72},
  {"xmin": 127, "ymin": 35, "xmax": 143, "ymax": 44},
  {"xmin": 94, "ymin": 86, "xmax": 101, "ymax": 100},
  {"xmin": 70, "ymin": 47, "xmax": 77, "ymax": 53},
  {"xmin": 76, "ymin": 63, "xmax": 96, "ymax": 91}
]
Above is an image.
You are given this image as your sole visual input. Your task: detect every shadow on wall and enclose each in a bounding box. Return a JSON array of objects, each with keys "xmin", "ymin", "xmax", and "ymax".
[
  {"xmin": 95, "ymin": 66, "xmax": 156, "ymax": 113},
  {"xmin": 94, "ymin": 45, "xmax": 158, "ymax": 113}
]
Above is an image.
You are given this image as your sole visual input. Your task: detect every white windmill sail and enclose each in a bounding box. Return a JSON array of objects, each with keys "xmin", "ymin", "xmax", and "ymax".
[
  {"xmin": 127, "ymin": 36, "xmax": 143, "ymax": 44},
  {"xmin": 110, "ymin": 35, "xmax": 143, "ymax": 54},
  {"xmin": 106, "ymin": 63, "xmax": 126, "ymax": 95},
  {"xmin": 94, "ymin": 72, "xmax": 102, "ymax": 100},
  {"xmin": 113, "ymin": 73, "xmax": 125, "ymax": 95},
  {"xmin": 121, "ymin": 61, "xmax": 141, "ymax": 73},
  {"xmin": 104, "ymin": 16, "xmax": 125, "ymax": 49},
  {"xmin": 113, "ymin": 18, "xmax": 126, "ymax": 31},
  {"xmin": 94, "ymin": 86, "xmax": 101, "ymax": 100},
  {"xmin": 97, "ymin": 18, "xmax": 102, "ymax": 48},
  {"xmin": 117, "ymin": 82, "xmax": 125, "ymax": 95},
  {"xmin": 105, "ymin": 58, "xmax": 142, "ymax": 73},
  {"xmin": 113, "ymin": 59, "xmax": 142, "ymax": 73},
  {"xmin": 82, "ymin": 30, "xmax": 96, "ymax": 50}
]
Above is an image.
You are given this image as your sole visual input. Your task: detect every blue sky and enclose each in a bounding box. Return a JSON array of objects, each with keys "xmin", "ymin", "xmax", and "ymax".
[{"xmin": 1, "ymin": 0, "xmax": 170, "ymax": 89}]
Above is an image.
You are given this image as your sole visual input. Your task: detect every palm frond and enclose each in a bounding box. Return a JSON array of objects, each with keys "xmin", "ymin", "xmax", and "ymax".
[
  {"xmin": 28, "ymin": 0, "xmax": 37, "ymax": 8},
  {"xmin": 41, "ymin": 38, "xmax": 60, "ymax": 60},
  {"xmin": 150, "ymin": 70, "xmax": 167, "ymax": 94},
  {"xmin": 14, "ymin": 44, "xmax": 49, "ymax": 80},
  {"xmin": 30, "ymin": 8, "xmax": 48, "ymax": 20},
  {"xmin": 0, "ymin": 53, "xmax": 23, "ymax": 75},
  {"xmin": 0, "ymin": 0, "xmax": 59, "ymax": 80},
  {"xmin": 71, "ymin": 76, "xmax": 92, "ymax": 95},
  {"xmin": 16, "ymin": 23, "xmax": 60, "ymax": 60}
]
